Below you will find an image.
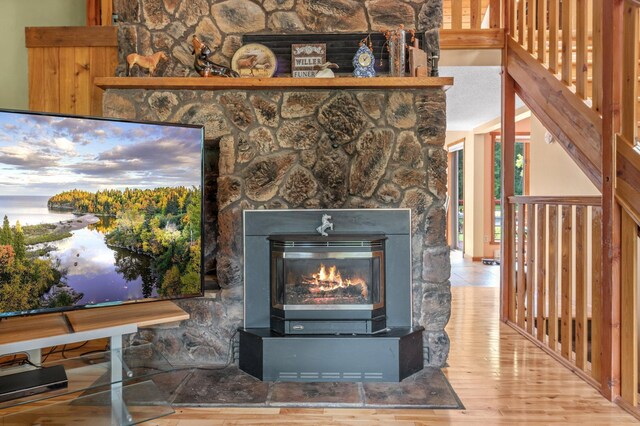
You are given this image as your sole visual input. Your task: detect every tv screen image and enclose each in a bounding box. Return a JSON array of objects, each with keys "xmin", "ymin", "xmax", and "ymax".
[{"xmin": 0, "ymin": 110, "xmax": 204, "ymax": 318}]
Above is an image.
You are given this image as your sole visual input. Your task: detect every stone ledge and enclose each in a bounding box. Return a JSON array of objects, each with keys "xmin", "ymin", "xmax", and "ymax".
[{"xmin": 95, "ymin": 76, "xmax": 454, "ymax": 91}]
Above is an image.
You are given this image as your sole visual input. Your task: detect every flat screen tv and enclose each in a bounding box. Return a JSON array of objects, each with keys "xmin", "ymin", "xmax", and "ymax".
[{"xmin": 0, "ymin": 109, "xmax": 204, "ymax": 318}]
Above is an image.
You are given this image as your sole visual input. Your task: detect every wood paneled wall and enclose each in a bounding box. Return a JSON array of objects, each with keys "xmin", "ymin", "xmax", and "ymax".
[{"xmin": 25, "ymin": 26, "xmax": 117, "ymax": 116}]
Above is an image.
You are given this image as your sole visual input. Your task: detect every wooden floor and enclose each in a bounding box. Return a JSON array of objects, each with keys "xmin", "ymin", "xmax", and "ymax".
[{"xmin": 152, "ymin": 252, "xmax": 637, "ymax": 425}]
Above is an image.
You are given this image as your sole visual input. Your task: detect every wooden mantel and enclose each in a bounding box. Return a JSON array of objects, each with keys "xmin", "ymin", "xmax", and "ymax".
[{"xmin": 95, "ymin": 76, "xmax": 453, "ymax": 91}]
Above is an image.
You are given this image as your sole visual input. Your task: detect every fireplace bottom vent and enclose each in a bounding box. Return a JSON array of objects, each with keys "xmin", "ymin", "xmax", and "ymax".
[{"xmin": 278, "ymin": 371, "xmax": 385, "ymax": 380}]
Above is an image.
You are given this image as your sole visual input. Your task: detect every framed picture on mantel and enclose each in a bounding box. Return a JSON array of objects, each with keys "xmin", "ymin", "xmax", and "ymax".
[{"xmin": 291, "ymin": 43, "xmax": 326, "ymax": 78}]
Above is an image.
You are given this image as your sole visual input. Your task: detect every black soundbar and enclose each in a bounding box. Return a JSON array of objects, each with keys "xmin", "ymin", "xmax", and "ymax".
[{"xmin": 0, "ymin": 365, "xmax": 68, "ymax": 403}]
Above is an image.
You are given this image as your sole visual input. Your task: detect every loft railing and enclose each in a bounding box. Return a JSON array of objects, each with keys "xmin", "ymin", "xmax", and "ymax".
[
  {"xmin": 442, "ymin": 0, "xmax": 501, "ymax": 29},
  {"xmin": 507, "ymin": 0, "xmax": 602, "ymax": 114},
  {"xmin": 505, "ymin": 196, "xmax": 603, "ymax": 387}
]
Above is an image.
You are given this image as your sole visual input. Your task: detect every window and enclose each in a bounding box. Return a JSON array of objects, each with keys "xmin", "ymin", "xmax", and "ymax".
[{"xmin": 491, "ymin": 133, "xmax": 530, "ymax": 243}]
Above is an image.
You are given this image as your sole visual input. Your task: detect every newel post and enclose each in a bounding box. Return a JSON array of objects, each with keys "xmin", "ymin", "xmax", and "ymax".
[
  {"xmin": 500, "ymin": 0, "xmax": 516, "ymax": 321},
  {"xmin": 601, "ymin": 0, "xmax": 624, "ymax": 402}
]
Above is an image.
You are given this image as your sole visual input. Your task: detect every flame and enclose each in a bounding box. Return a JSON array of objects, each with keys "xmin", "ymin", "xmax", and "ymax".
[{"xmin": 303, "ymin": 264, "xmax": 368, "ymax": 299}]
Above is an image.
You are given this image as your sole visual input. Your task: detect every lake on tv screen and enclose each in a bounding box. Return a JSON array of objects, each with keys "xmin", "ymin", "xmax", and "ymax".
[{"xmin": 0, "ymin": 112, "xmax": 202, "ymax": 316}]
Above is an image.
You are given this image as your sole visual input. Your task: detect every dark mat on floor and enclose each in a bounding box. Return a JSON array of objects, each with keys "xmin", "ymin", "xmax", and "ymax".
[{"xmin": 167, "ymin": 365, "xmax": 464, "ymax": 409}]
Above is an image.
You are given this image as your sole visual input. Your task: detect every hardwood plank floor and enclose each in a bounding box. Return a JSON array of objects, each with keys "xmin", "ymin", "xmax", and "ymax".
[{"xmin": 151, "ymin": 253, "xmax": 637, "ymax": 425}]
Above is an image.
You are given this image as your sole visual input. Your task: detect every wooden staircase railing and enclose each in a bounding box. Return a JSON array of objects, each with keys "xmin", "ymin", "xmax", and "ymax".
[
  {"xmin": 506, "ymin": 196, "xmax": 603, "ymax": 388},
  {"xmin": 509, "ymin": 0, "xmax": 601, "ymax": 112},
  {"xmin": 505, "ymin": 0, "xmax": 603, "ymax": 188},
  {"xmin": 620, "ymin": 1, "xmax": 640, "ymax": 147},
  {"xmin": 504, "ymin": 0, "xmax": 639, "ymax": 415},
  {"xmin": 615, "ymin": 0, "xmax": 640, "ymax": 413}
]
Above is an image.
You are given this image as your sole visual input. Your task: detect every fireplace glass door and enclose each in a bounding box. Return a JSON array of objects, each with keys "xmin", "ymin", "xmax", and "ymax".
[
  {"xmin": 268, "ymin": 234, "xmax": 387, "ymax": 334},
  {"xmin": 272, "ymin": 252, "xmax": 383, "ymax": 309}
]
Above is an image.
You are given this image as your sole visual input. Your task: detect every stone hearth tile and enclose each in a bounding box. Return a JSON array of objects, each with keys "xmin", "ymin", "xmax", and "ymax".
[
  {"xmin": 362, "ymin": 368, "xmax": 463, "ymax": 409},
  {"xmin": 171, "ymin": 366, "xmax": 269, "ymax": 406},
  {"xmin": 268, "ymin": 381, "xmax": 362, "ymax": 407},
  {"xmin": 165, "ymin": 366, "xmax": 462, "ymax": 409}
]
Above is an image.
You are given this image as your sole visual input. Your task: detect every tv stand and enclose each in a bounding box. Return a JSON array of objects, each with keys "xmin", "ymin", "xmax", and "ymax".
[{"xmin": 0, "ymin": 301, "xmax": 188, "ymax": 423}]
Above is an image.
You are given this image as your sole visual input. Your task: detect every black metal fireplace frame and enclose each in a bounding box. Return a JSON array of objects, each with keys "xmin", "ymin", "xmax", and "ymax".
[{"xmin": 240, "ymin": 209, "xmax": 422, "ymax": 382}]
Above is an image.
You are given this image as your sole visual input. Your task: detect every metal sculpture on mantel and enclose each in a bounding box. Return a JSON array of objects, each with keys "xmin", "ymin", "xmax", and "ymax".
[
  {"xmin": 316, "ymin": 214, "xmax": 334, "ymax": 236},
  {"xmin": 191, "ymin": 35, "xmax": 239, "ymax": 77}
]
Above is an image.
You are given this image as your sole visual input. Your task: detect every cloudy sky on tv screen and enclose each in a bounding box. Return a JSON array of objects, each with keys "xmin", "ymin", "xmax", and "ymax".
[
  {"xmin": 0, "ymin": 112, "xmax": 201, "ymax": 195},
  {"xmin": 0, "ymin": 111, "xmax": 202, "ymax": 317}
]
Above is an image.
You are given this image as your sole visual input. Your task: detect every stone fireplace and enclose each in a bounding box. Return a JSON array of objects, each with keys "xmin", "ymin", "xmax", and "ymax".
[
  {"xmin": 104, "ymin": 0, "xmax": 451, "ymax": 373},
  {"xmin": 103, "ymin": 82, "xmax": 451, "ymax": 371}
]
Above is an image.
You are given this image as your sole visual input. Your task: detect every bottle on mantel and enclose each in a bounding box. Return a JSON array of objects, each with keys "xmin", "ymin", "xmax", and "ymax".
[{"xmin": 387, "ymin": 25, "xmax": 406, "ymax": 77}]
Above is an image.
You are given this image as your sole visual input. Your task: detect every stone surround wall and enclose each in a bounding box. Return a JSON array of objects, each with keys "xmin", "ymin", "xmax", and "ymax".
[
  {"xmin": 113, "ymin": 0, "xmax": 443, "ymax": 77},
  {"xmin": 105, "ymin": 86, "xmax": 450, "ymax": 367}
]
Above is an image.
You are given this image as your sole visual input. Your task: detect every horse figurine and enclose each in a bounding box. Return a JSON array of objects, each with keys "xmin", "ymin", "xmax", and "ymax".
[
  {"xmin": 316, "ymin": 214, "xmax": 334, "ymax": 236},
  {"xmin": 191, "ymin": 35, "xmax": 238, "ymax": 78},
  {"xmin": 126, "ymin": 51, "xmax": 168, "ymax": 76}
]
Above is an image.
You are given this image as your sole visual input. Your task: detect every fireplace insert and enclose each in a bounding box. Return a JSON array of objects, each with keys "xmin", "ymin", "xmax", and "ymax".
[{"xmin": 269, "ymin": 234, "xmax": 386, "ymax": 335}]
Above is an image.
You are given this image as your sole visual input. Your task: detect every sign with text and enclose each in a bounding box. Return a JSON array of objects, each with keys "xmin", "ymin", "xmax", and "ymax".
[{"xmin": 291, "ymin": 44, "xmax": 326, "ymax": 78}]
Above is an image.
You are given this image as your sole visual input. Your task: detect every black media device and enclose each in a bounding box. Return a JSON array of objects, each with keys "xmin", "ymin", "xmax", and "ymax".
[{"xmin": 0, "ymin": 365, "xmax": 68, "ymax": 403}]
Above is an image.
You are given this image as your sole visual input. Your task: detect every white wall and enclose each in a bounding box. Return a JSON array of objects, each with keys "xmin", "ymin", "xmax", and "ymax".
[
  {"xmin": 464, "ymin": 133, "xmax": 487, "ymax": 259},
  {"xmin": 528, "ymin": 115, "xmax": 600, "ymax": 196},
  {"xmin": 447, "ymin": 130, "xmax": 490, "ymax": 259},
  {"xmin": 0, "ymin": 0, "xmax": 85, "ymax": 110},
  {"xmin": 445, "ymin": 131, "xmax": 469, "ymax": 146},
  {"xmin": 440, "ymin": 49, "xmax": 501, "ymax": 66}
]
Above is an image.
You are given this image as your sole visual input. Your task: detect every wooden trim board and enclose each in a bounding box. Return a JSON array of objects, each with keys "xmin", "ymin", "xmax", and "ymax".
[
  {"xmin": 0, "ymin": 314, "xmax": 70, "ymax": 347},
  {"xmin": 509, "ymin": 196, "xmax": 602, "ymax": 206},
  {"xmin": 25, "ymin": 26, "xmax": 117, "ymax": 48},
  {"xmin": 65, "ymin": 300, "xmax": 189, "ymax": 332},
  {"xmin": 441, "ymin": 29, "xmax": 505, "ymax": 49},
  {"xmin": 95, "ymin": 76, "xmax": 453, "ymax": 91},
  {"xmin": 0, "ymin": 301, "xmax": 188, "ymax": 350}
]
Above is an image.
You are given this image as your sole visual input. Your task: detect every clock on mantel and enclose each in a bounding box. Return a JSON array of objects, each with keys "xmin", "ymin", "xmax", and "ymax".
[{"xmin": 352, "ymin": 44, "xmax": 376, "ymax": 78}]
